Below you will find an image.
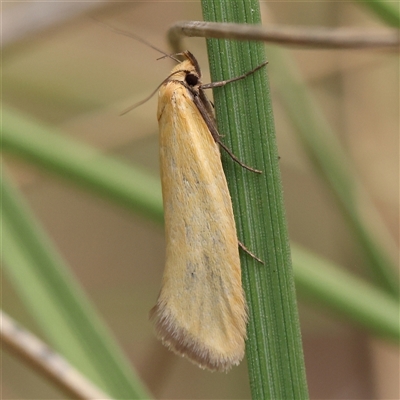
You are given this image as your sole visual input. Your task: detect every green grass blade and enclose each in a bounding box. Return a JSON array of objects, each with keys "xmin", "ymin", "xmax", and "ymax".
[
  {"xmin": 268, "ymin": 48, "xmax": 399, "ymax": 296},
  {"xmin": 1, "ymin": 169, "xmax": 152, "ymax": 399},
  {"xmin": 201, "ymin": 1, "xmax": 309, "ymax": 399},
  {"xmin": 2, "ymin": 107, "xmax": 163, "ymax": 224},
  {"xmin": 292, "ymin": 245, "xmax": 400, "ymax": 342}
]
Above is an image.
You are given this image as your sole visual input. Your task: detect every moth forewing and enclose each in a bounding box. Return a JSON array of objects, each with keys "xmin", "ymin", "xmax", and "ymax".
[{"xmin": 150, "ymin": 53, "xmax": 247, "ymax": 372}]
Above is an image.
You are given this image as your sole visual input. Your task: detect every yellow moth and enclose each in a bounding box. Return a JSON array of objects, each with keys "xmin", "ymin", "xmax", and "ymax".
[
  {"xmin": 96, "ymin": 20, "xmax": 266, "ymax": 373},
  {"xmin": 149, "ymin": 50, "xmax": 266, "ymax": 372}
]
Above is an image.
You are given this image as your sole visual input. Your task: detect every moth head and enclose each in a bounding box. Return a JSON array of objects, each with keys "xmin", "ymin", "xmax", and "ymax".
[{"xmin": 169, "ymin": 50, "xmax": 202, "ymax": 87}]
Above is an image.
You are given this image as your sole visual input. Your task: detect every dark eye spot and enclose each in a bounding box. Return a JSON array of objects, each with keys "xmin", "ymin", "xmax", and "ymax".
[{"xmin": 185, "ymin": 73, "xmax": 198, "ymax": 86}]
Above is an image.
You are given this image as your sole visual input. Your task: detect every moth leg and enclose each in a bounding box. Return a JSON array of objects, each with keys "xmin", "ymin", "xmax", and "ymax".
[
  {"xmin": 218, "ymin": 141, "xmax": 262, "ymax": 174},
  {"xmin": 200, "ymin": 61, "xmax": 268, "ymax": 90},
  {"xmin": 191, "ymin": 94, "xmax": 262, "ymax": 174},
  {"xmin": 238, "ymin": 241, "xmax": 264, "ymax": 264}
]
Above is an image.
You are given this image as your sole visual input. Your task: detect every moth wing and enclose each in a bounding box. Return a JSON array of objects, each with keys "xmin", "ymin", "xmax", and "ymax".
[{"xmin": 151, "ymin": 82, "xmax": 247, "ymax": 372}]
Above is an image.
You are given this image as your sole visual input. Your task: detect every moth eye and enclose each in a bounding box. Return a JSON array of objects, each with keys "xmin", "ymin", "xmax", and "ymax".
[{"xmin": 185, "ymin": 73, "xmax": 198, "ymax": 86}]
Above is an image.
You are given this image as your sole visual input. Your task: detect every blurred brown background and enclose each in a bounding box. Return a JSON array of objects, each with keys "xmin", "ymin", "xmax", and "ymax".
[{"xmin": 2, "ymin": 1, "xmax": 398, "ymax": 399}]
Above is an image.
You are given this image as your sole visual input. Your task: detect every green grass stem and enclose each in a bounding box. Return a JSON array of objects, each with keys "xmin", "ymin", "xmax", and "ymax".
[{"xmin": 201, "ymin": 1, "xmax": 309, "ymax": 399}]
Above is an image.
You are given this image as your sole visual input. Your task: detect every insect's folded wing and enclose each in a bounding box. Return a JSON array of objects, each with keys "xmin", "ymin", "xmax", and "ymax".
[{"xmin": 152, "ymin": 83, "xmax": 247, "ymax": 372}]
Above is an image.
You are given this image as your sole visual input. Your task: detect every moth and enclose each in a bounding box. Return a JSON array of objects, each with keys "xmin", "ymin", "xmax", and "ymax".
[
  {"xmin": 99, "ymin": 20, "xmax": 267, "ymax": 371},
  {"xmin": 148, "ymin": 50, "xmax": 266, "ymax": 372}
]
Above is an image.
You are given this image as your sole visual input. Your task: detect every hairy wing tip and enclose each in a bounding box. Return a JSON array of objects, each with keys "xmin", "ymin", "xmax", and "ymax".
[{"xmin": 150, "ymin": 304, "xmax": 245, "ymax": 372}]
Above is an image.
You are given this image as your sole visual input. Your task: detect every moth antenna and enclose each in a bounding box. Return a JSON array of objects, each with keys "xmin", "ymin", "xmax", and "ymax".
[
  {"xmin": 120, "ymin": 70, "xmax": 185, "ymax": 115},
  {"xmin": 156, "ymin": 52, "xmax": 186, "ymax": 61},
  {"xmin": 92, "ymin": 18, "xmax": 181, "ymax": 63}
]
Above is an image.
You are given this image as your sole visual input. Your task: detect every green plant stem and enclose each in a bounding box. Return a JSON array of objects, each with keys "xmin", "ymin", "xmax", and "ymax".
[
  {"xmin": 1, "ymin": 169, "xmax": 151, "ymax": 399},
  {"xmin": 201, "ymin": 1, "xmax": 309, "ymax": 399},
  {"xmin": 2, "ymin": 107, "xmax": 163, "ymax": 224},
  {"xmin": 292, "ymin": 246, "xmax": 399, "ymax": 342},
  {"xmin": 268, "ymin": 48, "xmax": 399, "ymax": 297}
]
